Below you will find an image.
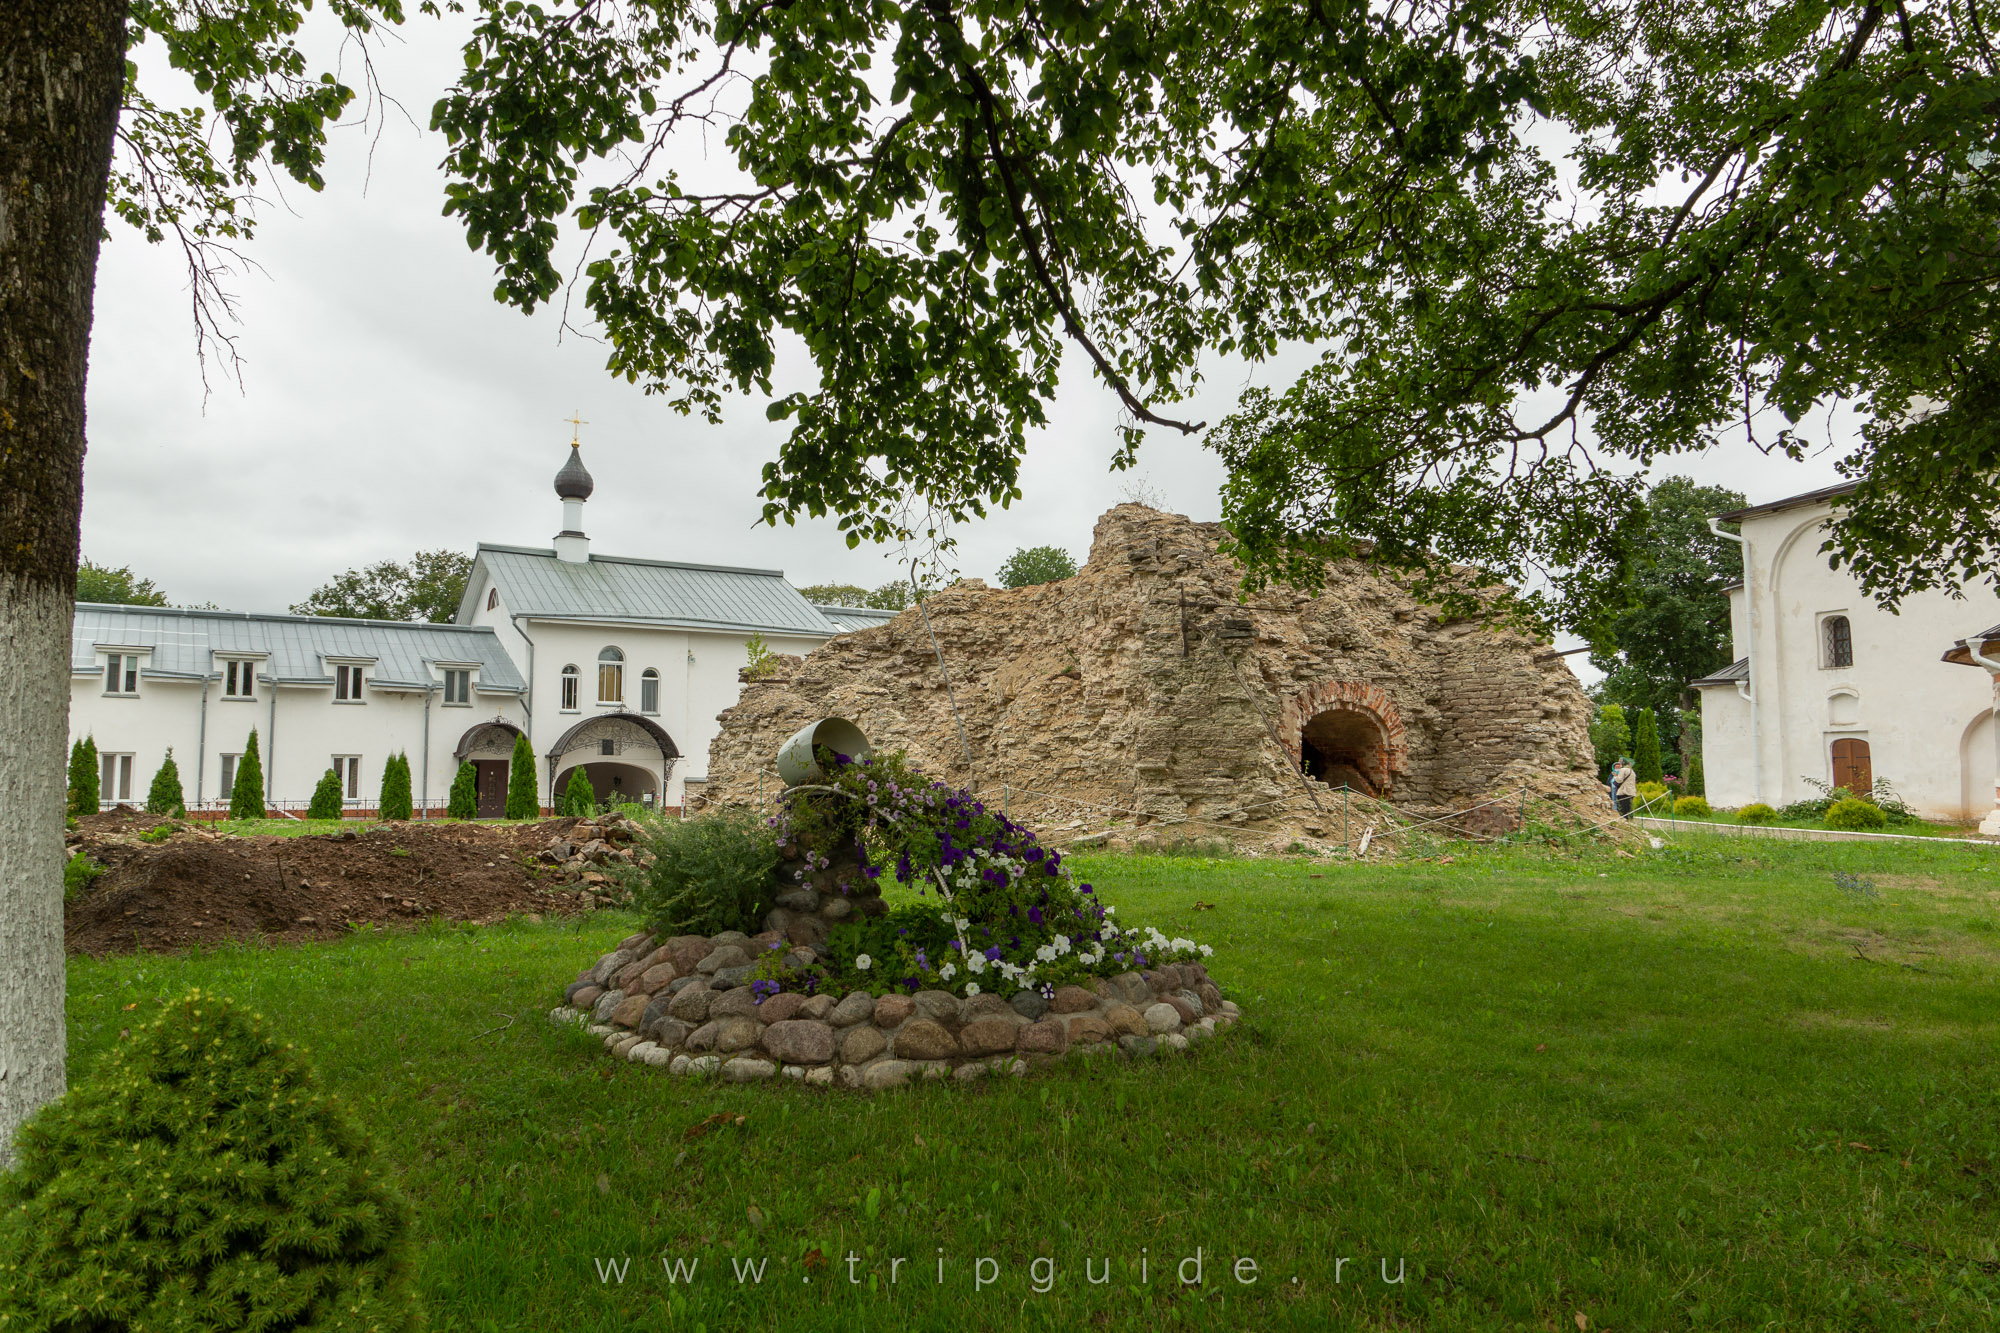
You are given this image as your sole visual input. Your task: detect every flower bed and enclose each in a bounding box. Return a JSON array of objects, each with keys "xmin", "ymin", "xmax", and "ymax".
[{"xmin": 548, "ymin": 751, "xmax": 1240, "ymax": 1086}]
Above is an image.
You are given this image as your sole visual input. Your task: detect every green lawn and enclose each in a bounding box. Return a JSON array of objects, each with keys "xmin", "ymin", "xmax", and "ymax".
[
  {"xmin": 1638, "ymin": 803, "xmax": 1973, "ymax": 838},
  {"xmin": 60, "ymin": 833, "xmax": 2000, "ymax": 1330}
]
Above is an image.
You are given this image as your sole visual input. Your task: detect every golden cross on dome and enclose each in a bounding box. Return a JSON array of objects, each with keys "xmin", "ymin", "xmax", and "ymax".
[{"xmin": 564, "ymin": 411, "xmax": 588, "ymax": 445}]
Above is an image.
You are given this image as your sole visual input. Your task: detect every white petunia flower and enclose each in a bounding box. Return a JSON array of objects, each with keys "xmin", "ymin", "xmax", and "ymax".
[
  {"xmin": 1199, "ymin": 944, "xmax": 1213, "ymax": 957},
  {"xmin": 963, "ymin": 982, "xmax": 981, "ymax": 997},
  {"xmin": 939, "ymin": 962, "xmax": 957, "ymax": 981},
  {"xmin": 855, "ymin": 954, "xmax": 873, "ymax": 971}
]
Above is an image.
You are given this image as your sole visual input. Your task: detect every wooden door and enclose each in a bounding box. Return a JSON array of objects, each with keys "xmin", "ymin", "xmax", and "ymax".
[
  {"xmin": 1830, "ymin": 738, "xmax": 1872, "ymax": 795},
  {"xmin": 474, "ymin": 760, "xmax": 509, "ymax": 819}
]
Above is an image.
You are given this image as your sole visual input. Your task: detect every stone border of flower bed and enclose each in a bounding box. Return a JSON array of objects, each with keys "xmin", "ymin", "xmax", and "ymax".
[{"xmin": 548, "ymin": 929, "xmax": 1241, "ymax": 1087}]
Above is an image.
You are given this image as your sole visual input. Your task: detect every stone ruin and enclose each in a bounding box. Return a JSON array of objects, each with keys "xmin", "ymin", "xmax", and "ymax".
[
  {"xmin": 699, "ymin": 505, "xmax": 1610, "ymax": 850},
  {"xmin": 552, "ymin": 817, "xmax": 1241, "ymax": 1087}
]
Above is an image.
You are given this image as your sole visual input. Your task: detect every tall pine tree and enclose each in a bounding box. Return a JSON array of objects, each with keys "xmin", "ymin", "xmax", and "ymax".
[
  {"xmin": 144, "ymin": 749, "xmax": 185, "ymax": 817},
  {"xmin": 505, "ymin": 734, "xmax": 539, "ymax": 820},
  {"xmin": 229, "ymin": 730, "xmax": 265, "ymax": 821},
  {"xmin": 66, "ymin": 737, "xmax": 99, "ymax": 819}
]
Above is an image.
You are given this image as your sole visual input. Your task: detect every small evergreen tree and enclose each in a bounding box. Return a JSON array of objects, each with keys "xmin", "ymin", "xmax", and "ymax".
[
  {"xmin": 1685, "ymin": 750, "xmax": 1706, "ymax": 797},
  {"xmin": 505, "ymin": 733, "xmax": 540, "ymax": 819},
  {"xmin": 561, "ymin": 766, "xmax": 597, "ymax": 817},
  {"xmin": 229, "ymin": 729, "xmax": 265, "ymax": 821},
  {"xmin": 1632, "ymin": 708, "xmax": 1664, "ymax": 784},
  {"xmin": 144, "ymin": 749, "xmax": 186, "ymax": 816},
  {"xmin": 308, "ymin": 768, "xmax": 345, "ymax": 820},
  {"xmin": 67, "ymin": 736, "xmax": 100, "ymax": 818},
  {"xmin": 447, "ymin": 760, "xmax": 479, "ymax": 819},
  {"xmin": 0, "ymin": 990, "xmax": 421, "ymax": 1330},
  {"xmin": 379, "ymin": 752, "xmax": 413, "ymax": 821}
]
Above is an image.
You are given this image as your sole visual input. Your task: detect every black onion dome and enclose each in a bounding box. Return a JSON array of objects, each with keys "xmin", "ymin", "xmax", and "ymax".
[{"xmin": 554, "ymin": 445, "xmax": 594, "ymax": 501}]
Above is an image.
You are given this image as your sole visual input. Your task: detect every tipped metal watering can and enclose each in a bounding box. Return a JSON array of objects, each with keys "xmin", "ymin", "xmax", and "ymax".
[{"xmin": 776, "ymin": 718, "xmax": 873, "ymax": 787}]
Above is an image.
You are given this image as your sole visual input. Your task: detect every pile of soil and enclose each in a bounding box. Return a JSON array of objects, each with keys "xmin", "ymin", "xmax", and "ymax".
[{"xmin": 64, "ymin": 812, "xmax": 620, "ymax": 956}]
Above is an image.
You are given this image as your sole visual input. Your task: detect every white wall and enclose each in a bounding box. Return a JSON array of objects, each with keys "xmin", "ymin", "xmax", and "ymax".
[
  {"xmin": 1714, "ymin": 500, "xmax": 2000, "ymax": 819},
  {"xmin": 68, "ymin": 665, "xmax": 528, "ymax": 811},
  {"xmin": 1695, "ymin": 684, "xmax": 1755, "ymax": 809}
]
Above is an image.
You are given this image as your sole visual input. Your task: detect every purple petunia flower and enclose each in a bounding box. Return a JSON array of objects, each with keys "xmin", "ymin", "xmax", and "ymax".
[
  {"xmin": 1027, "ymin": 907, "xmax": 1044, "ymax": 925},
  {"xmin": 984, "ymin": 946, "xmax": 1002, "ymax": 962}
]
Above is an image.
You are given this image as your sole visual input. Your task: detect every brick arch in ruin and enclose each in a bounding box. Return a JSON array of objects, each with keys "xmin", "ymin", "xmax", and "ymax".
[{"xmin": 1277, "ymin": 680, "xmax": 1409, "ymax": 798}]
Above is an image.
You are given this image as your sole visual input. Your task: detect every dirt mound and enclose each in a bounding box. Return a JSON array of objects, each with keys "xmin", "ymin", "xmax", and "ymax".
[
  {"xmin": 73, "ymin": 805, "xmax": 177, "ymax": 836},
  {"xmin": 65, "ymin": 820, "xmax": 612, "ymax": 956}
]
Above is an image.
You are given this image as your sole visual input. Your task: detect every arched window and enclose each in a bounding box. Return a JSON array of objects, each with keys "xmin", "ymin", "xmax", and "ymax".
[
  {"xmin": 1822, "ymin": 615, "xmax": 1853, "ymax": 669},
  {"xmin": 640, "ymin": 667, "xmax": 660, "ymax": 714},
  {"xmin": 598, "ymin": 646, "xmax": 624, "ymax": 703},
  {"xmin": 486, "ymin": 587, "xmax": 499, "ymax": 611},
  {"xmin": 560, "ymin": 664, "xmax": 579, "ymax": 711}
]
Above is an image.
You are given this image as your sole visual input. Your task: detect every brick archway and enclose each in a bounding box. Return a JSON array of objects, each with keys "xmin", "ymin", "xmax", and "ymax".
[{"xmin": 1278, "ymin": 680, "xmax": 1408, "ymax": 794}]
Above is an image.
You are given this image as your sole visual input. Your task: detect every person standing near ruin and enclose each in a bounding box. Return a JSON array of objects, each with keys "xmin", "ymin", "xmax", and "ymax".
[{"xmin": 1612, "ymin": 757, "xmax": 1637, "ymax": 817}]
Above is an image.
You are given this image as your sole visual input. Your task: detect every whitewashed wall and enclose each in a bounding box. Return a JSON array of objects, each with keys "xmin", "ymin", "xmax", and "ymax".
[{"xmin": 1700, "ymin": 499, "xmax": 2000, "ymax": 819}]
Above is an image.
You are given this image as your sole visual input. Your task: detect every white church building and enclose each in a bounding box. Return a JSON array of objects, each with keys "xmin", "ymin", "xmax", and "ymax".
[
  {"xmin": 67, "ymin": 440, "xmax": 891, "ymax": 817},
  {"xmin": 1694, "ymin": 482, "xmax": 2000, "ymax": 825}
]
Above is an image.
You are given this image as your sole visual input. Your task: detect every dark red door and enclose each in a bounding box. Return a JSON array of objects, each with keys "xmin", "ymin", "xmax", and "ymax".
[
  {"xmin": 1830, "ymin": 739, "xmax": 1872, "ymax": 795},
  {"xmin": 474, "ymin": 760, "xmax": 509, "ymax": 819}
]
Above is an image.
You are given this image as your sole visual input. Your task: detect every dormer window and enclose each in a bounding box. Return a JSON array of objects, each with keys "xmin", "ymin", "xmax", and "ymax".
[
  {"xmin": 442, "ymin": 669, "xmax": 471, "ymax": 705},
  {"xmin": 334, "ymin": 664, "xmax": 366, "ymax": 702},
  {"xmin": 1822, "ymin": 615, "xmax": 1854, "ymax": 669},
  {"xmin": 104, "ymin": 653, "xmax": 139, "ymax": 695},
  {"xmin": 598, "ymin": 646, "xmax": 624, "ymax": 704},
  {"xmin": 223, "ymin": 660, "xmax": 257, "ymax": 699},
  {"xmin": 560, "ymin": 665, "xmax": 580, "ymax": 711}
]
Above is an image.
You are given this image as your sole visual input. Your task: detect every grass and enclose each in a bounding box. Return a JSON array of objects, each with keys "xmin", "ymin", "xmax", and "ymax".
[{"xmin": 58, "ymin": 833, "xmax": 2000, "ymax": 1330}]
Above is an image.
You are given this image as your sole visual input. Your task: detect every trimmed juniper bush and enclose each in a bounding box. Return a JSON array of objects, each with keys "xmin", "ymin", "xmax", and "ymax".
[
  {"xmin": 505, "ymin": 734, "xmax": 538, "ymax": 820},
  {"xmin": 308, "ymin": 767, "xmax": 345, "ymax": 821},
  {"xmin": 67, "ymin": 736, "xmax": 99, "ymax": 819},
  {"xmin": 229, "ymin": 729, "xmax": 265, "ymax": 821},
  {"xmin": 0, "ymin": 990, "xmax": 421, "ymax": 1330},
  {"xmin": 143, "ymin": 748, "xmax": 186, "ymax": 817},
  {"xmin": 447, "ymin": 760, "xmax": 478, "ymax": 820},
  {"xmin": 379, "ymin": 753, "xmax": 413, "ymax": 822}
]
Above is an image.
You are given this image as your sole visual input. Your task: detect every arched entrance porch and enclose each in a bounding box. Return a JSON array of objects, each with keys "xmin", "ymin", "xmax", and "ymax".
[
  {"xmin": 455, "ymin": 719, "xmax": 526, "ymax": 818},
  {"xmin": 548, "ymin": 713, "xmax": 681, "ymax": 813}
]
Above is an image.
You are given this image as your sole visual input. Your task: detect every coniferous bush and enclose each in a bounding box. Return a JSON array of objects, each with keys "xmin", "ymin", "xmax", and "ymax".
[
  {"xmin": 1825, "ymin": 797, "xmax": 1889, "ymax": 831},
  {"xmin": 145, "ymin": 748, "xmax": 187, "ymax": 817},
  {"xmin": 379, "ymin": 753, "xmax": 413, "ymax": 821},
  {"xmin": 505, "ymin": 733, "xmax": 539, "ymax": 819},
  {"xmin": 1684, "ymin": 750, "xmax": 1706, "ymax": 797},
  {"xmin": 229, "ymin": 729, "xmax": 265, "ymax": 821},
  {"xmin": 1672, "ymin": 795, "xmax": 1712, "ymax": 817},
  {"xmin": 67, "ymin": 736, "xmax": 100, "ymax": 818},
  {"xmin": 1737, "ymin": 802, "xmax": 1778, "ymax": 824},
  {"xmin": 308, "ymin": 768, "xmax": 345, "ymax": 821},
  {"xmin": 0, "ymin": 990, "xmax": 421, "ymax": 1330},
  {"xmin": 626, "ymin": 810, "xmax": 779, "ymax": 937},
  {"xmin": 560, "ymin": 766, "xmax": 596, "ymax": 817},
  {"xmin": 447, "ymin": 761, "xmax": 478, "ymax": 819},
  {"xmin": 1632, "ymin": 708, "xmax": 1664, "ymax": 784}
]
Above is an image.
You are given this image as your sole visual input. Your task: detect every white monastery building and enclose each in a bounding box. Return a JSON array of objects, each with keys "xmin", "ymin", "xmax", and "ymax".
[
  {"xmin": 68, "ymin": 439, "xmax": 892, "ymax": 816},
  {"xmin": 1694, "ymin": 482, "xmax": 2000, "ymax": 826}
]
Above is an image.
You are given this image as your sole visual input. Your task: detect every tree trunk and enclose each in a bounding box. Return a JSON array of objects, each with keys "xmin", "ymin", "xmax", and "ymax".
[{"xmin": 0, "ymin": 0, "xmax": 128, "ymax": 1164}]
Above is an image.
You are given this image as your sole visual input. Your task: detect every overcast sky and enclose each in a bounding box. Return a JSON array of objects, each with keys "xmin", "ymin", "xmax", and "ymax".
[{"xmin": 85, "ymin": 18, "xmax": 1849, "ymax": 670}]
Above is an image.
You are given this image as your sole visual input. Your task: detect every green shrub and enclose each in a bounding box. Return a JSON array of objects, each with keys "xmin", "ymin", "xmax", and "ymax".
[
  {"xmin": 626, "ymin": 810, "xmax": 780, "ymax": 938},
  {"xmin": 67, "ymin": 736, "xmax": 99, "ymax": 818},
  {"xmin": 1672, "ymin": 795, "xmax": 1712, "ymax": 817},
  {"xmin": 1684, "ymin": 750, "xmax": 1705, "ymax": 796},
  {"xmin": 0, "ymin": 990, "xmax": 421, "ymax": 1331},
  {"xmin": 560, "ymin": 766, "xmax": 597, "ymax": 817},
  {"xmin": 229, "ymin": 728, "xmax": 265, "ymax": 821},
  {"xmin": 1825, "ymin": 798, "xmax": 1889, "ymax": 831},
  {"xmin": 308, "ymin": 767, "xmax": 345, "ymax": 821},
  {"xmin": 62, "ymin": 853, "xmax": 104, "ymax": 903},
  {"xmin": 1737, "ymin": 802, "xmax": 1777, "ymax": 824},
  {"xmin": 144, "ymin": 748, "xmax": 186, "ymax": 816},
  {"xmin": 505, "ymin": 733, "xmax": 540, "ymax": 820},
  {"xmin": 379, "ymin": 752, "xmax": 413, "ymax": 821},
  {"xmin": 447, "ymin": 760, "xmax": 478, "ymax": 819},
  {"xmin": 1636, "ymin": 781, "xmax": 1668, "ymax": 801}
]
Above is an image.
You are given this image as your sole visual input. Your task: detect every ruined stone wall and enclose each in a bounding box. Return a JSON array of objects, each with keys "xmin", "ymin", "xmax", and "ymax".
[{"xmin": 702, "ymin": 506, "xmax": 1608, "ymax": 846}]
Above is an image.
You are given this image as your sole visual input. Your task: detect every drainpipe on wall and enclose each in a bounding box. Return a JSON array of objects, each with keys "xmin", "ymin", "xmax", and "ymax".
[
  {"xmin": 195, "ymin": 675, "xmax": 211, "ymax": 806},
  {"xmin": 266, "ymin": 677, "xmax": 277, "ymax": 813},
  {"xmin": 1963, "ymin": 637, "xmax": 2000, "ymax": 836},
  {"xmin": 421, "ymin": 682, "xmax": 437, "ymax": 819},
  {"xmin": 1707, "ymin": 518, "xmax": 1759, "ymax": 803}
]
